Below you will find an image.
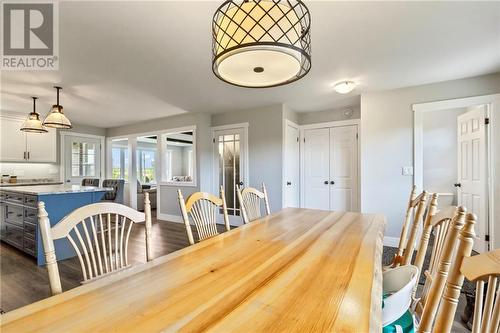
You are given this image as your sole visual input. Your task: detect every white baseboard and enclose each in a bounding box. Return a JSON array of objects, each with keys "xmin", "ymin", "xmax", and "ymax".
[
  {"xmin": 383, "ymin": 236, "xmax": 400, "ymax": 248},
  {"xmin": 157, "ymin": 213, "xmax": 183, "ymax": 223}
]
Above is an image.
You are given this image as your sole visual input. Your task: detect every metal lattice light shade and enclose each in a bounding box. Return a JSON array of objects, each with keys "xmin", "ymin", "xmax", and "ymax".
[{"xmin": 212, "ymin": 0, "xmax": 311, "ymax": 88}]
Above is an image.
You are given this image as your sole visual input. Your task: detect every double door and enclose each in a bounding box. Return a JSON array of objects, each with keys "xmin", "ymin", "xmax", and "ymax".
[{"xmin": 303, "ymin": 125, "xmax": 358, "ymax": 211}]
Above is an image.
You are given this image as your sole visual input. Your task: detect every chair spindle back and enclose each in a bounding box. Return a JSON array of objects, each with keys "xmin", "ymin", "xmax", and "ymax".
[
  {"xmin": 461, "ymin": 249, "xmax": 500, "ymax": 333},
  {"xmin": 236, "ymin": 183, "xmax": 270, "ymax": 223},
  {"xmin": 178, "ymin": 186, "xmax": 230, "ymax": 245},
  {"xmin": 39, "ymin": 192, "xmax": 153, "ymax": 295}
]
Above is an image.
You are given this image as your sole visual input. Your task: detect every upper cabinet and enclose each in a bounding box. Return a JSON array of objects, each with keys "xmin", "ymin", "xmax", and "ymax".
[{"xmin": 0, "ymin": 116, "xmax": 57, "ymax": 163}]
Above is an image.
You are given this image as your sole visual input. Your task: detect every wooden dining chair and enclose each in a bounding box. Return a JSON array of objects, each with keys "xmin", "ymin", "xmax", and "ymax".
[
  {"xmin": 236, "ymin": 183, "xmax": 270, "ymax": 224},
  {"xmin": 416, "ymin": 211, "xmax": 476, "ymax": 333},
  {"xmin": 178, "ymin": 187, "xmax": 230, "ymax": 245},
  {"xmin": 413, "ymin": 204, "xmax": 464, "ymax": 313},
  {"xmin": 461, "ymin": 249, "xmax": 500, "ymax": 333},
  {"xmin": 39, "ymin": 193, "xmax": 153, "ymax": 295},
  {"xmin": 386, "ymin": 186, "xmax": 428, "ymax": 269}
]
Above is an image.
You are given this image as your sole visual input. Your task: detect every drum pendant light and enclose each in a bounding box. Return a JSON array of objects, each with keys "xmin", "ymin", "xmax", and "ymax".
[
  {"xmin": 43, "ymin": 86, "xmax": 72, "ymax": 129},
  {"xmin": 20, "ymin": 97, "xmax": 48, "ymax": 133},
  {"xmin": 212, "ymin": 0, "xmax": 311, "ymax": 88}
]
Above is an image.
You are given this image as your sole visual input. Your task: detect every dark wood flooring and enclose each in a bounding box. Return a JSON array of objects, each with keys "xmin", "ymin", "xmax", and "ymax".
[{"xmin": 0, "ymin": 213, "xmax": 229, "ymax": 313}]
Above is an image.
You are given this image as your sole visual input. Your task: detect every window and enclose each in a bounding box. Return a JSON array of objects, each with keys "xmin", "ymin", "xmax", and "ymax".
[
  {"xmin": 137, "ymin": 136, "xmax": 157, "ymax": 184},
  {"xmin": 71, "ymin": 141, "xmax": 96, "ymax": 177},
  {"xmin": 162, "ymin": 130, "xmax": 196, "ymax": 185},
  {"xmin": 111, "ymin": 139, "xmax": 128, "ymax": 180}
]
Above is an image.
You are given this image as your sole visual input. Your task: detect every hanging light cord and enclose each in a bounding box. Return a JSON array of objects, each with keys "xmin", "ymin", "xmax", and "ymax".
[
  {"xmin": 54, "ymin": 86, "xmax": 62, "ymax": 106},
  {"xmin": 32, "ymin": 97, "xmax": 38, "ymax": 114}
]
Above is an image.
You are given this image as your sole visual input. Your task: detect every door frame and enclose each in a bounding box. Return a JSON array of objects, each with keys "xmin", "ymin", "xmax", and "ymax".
[
  {"xmin": 299, "ymin": 119, "xmax": 361, "ymax": 211},
  {"xmin": 282, "ymin": 119, "xmax": 300, "ymax": 208},
  {"xmin": 413, "ymin": 93, "xmax": 500, "ymax": 251},
  {"xmin": 60, "ymin": 131, "xmax": 106, "ymax": 184},
  {"xmin": 211, "ymin": 123, "xmax": 249, "ymax": 226}
]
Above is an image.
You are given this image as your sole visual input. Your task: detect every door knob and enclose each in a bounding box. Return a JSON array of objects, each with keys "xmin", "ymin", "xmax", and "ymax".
[
  {"xmin": 330, "ymin": 181, "xmax": 335, "ymax": 185},
  {"xmin": 324, "ymin": 181, "xmax": 329, "ymax": 185},
  {"xmin": 287, "ymin": 181, "xmax": 292, "ymax": 186},
  {"xmin": 238, "ymin": 181, "xmax": 244, "ymax": 186},
  {"xmin": 454, "ymin": 183, "xmax": 462, "ymax": 188}
]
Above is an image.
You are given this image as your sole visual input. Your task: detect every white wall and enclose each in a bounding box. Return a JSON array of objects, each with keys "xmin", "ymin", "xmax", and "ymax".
[
  {"xmin": 361, "ymin": 72, "xmax": 500, "ymax": 248},
  {"xmin": 422, "ymin": 107, "xmax": 467, "ymax": 204}
]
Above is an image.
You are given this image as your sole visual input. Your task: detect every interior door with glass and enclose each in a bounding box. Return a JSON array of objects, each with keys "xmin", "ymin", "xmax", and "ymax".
[
  {"xmin": 213, "ymin": 127, "xmax": 247, "ymax": 225},
  {"xmin": 65, "ymin": 135, "xmax": 101, "ymax": 185}
]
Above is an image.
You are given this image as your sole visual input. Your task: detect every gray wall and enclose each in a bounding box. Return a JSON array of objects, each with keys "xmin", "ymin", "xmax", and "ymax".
[
  {"xmin": 211, "ymin": 104, "xmax": 284, "ymax": 212},
  {"xmin": 361, "ymin": 72, "xmax": 500, "ymax": 249},
  {"xmin": 297, "ymin": 105, "xmax": 360, "ymax": 125}
]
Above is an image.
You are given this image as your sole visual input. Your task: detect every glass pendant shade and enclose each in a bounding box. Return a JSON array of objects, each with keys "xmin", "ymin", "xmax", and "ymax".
[
  {"xmin": 43, "ymin": 86, "xmax": 72, "ymax": 129},
  {"xmin": 21, "ymin": 97, "xmax": 48, "ymax": 133},
  {"xmin": 212, "ymin": 0, "xmax": 311, "ymax": 88},
  {"xmin": 44, "ymin": 105, "xmax": 72, "ymax": 129}
]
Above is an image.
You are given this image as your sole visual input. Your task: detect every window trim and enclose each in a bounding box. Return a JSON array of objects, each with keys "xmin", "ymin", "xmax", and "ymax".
[{"xmin": 160, "ymin": 127, "xmax": 197, "ymax": 187}]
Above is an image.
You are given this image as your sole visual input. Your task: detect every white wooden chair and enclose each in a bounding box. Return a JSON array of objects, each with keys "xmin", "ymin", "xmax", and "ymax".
[
  {"xmin": 178, "ymin": 187, "xmax": 230, "ymax": 245},
  {"xmin": 386, "ymin": 186, "xmax": 428, "ymax": 270},
  {"xmin": 461, "ymin": 249, "xmax": 500, "ymax": 333},
  {"xmin": 39, "ymin": 193, "xmax": 153, "ymax": 295},
  {"xmin": 416, "ymin": 211, "xmax": 476, "ymax": 333},
  {"xmin": 236, "ymin": 183, "xmax": 270, "ymax": 224}
]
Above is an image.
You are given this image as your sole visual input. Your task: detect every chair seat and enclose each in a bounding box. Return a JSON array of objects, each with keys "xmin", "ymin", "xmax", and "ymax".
[{"xmin": 383, "ymin": 310, "xmax": 415, "ymax": 333}]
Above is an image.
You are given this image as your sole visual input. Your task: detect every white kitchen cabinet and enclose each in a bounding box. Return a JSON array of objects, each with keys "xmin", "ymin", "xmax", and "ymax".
[
  {"xmin": 0, "ymin": 115, "xmax": 57, "ymax": 163},
  {"xmin": 1, "ymin": 117, "xmax": 27, "ymax": 162}
]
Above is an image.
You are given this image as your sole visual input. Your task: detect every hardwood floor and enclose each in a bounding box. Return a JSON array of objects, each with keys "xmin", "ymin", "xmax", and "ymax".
[{"xmin": 0, "ymin": 213, "xmax": 228, "ymax": 313}]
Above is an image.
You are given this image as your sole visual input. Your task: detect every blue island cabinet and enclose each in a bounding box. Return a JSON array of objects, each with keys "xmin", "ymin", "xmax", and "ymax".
[{"xmin": 0, "ymin": 185, "xmax": 108, "ymax": 266}]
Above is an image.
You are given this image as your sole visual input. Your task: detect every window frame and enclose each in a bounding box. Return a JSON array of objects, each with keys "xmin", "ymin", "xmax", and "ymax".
[{"xmin": 160, "ymin": 127, "xmax": 197, "ymax": 187}]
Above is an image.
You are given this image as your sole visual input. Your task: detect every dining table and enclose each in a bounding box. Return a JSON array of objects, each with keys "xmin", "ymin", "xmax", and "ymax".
[{"xmin": 0, "ymin": 207, "xmax": 386, "ymax": 332}]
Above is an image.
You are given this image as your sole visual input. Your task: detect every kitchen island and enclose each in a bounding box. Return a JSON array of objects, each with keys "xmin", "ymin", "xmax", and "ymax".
[{"xmin": 0, "ymin": 185, "xmax": 110, "ymax": 265}]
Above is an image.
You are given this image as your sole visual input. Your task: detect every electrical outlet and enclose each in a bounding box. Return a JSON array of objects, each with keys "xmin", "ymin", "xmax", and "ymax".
[{"xmin": 402, "ymin": 166, "xmax": 414, "ymax": 176}]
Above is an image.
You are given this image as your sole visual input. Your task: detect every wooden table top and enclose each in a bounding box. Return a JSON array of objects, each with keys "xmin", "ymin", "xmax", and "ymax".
[{"xmin": 0, "ymin": 208, "xmax": 386, "ymax": 333}]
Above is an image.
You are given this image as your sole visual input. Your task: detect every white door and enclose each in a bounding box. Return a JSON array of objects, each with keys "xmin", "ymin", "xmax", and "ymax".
[
  {"xmin": 329, "ymin": 126, "xmax": 358, "ymax": 211},
  {"xmin": 284, "ymin": 123, "xmax": 300, "ymax": 208},
  {"xmin": 0, "ymin": 117, "xmax": 26, "ymax": 162},
  {"xmin": 457, "ymin": 105, "xmax": 488, "ymax": 252},
  {"xmin": 64, "ymin": 135, "xmax": 102, "ymax": 185},
  {"xmin": 213, "ymin": 127, "xmax": 248, "ymax": 225},
  {"xmin": 303, "ymin": 128, "xmax": 330, "ymax": 210}
]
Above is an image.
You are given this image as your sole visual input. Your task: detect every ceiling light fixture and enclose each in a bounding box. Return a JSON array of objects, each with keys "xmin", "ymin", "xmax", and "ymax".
[
  {"xmin": 333, "ymin": 81, "xmax": 356, "ymax": 94},
  {"xmin": 212, "ymin": 0, "xmax": 311, "ymax": 88},
  {"xmin": 43, "ymin": 86, "xmax": 72, "ymax": 129},
  {"xmin": 20, "ymin": 96, "xmax": 48, "ymax": 133}
]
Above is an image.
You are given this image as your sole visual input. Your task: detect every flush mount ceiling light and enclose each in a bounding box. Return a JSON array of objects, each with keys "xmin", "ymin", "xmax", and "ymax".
[
  {"xmin": 20, "ymin": 96, "xmax": 48, "ymax": 133},
  {"xmin": 333, "ymin": 81, "xmax": 356, "ymax": 94},
  {"xmin": 212, "ymin": 0, "xmax": 311, "ymax": 88},
  {"xmin": 43, "ymin": 86, "xmax": 72, "ymax": 129}
]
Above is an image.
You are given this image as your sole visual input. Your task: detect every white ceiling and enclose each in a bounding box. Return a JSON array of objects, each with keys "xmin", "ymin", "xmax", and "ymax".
[{"xmin": 1, "ymin": 1, "xmax": 499, "ymax": 128}]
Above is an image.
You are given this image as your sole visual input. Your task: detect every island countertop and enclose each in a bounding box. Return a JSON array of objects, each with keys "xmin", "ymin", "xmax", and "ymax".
[{"xmin": 1, "ymin": 184, "xmax": 112, "ymax": 195}]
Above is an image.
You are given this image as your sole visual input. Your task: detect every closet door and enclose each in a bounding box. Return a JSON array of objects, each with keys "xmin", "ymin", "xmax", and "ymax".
[
  {"xmin": 329, "ymin": 125, "xmax": 358, "ymax": 211},
  {"xmin": 303, "ymin": 128, "xmax": 330, "ymax": 210}
]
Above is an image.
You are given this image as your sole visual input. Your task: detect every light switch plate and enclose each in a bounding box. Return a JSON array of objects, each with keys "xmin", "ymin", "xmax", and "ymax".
[{"xmin": 402, "ymin": 166, "xmax": 414, "ymax": 176}]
